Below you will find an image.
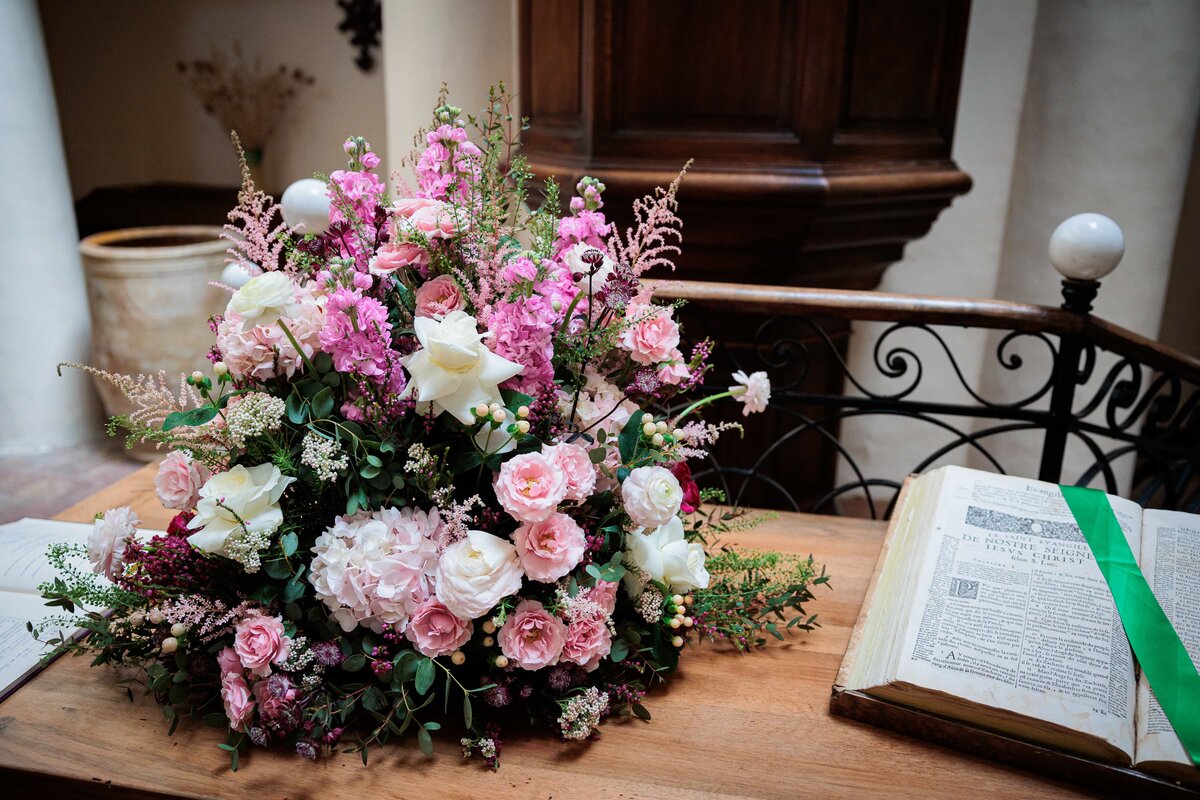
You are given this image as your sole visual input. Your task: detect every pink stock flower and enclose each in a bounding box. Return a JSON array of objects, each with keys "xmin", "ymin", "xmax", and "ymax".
[
  {"xmin": 493, "ymin": 452, "xmax": 568, "ymax": 523},
  {"xmin": 498, "ymin": 599, "xmax": 567, "ymax": 670},
  {"xmin": 221, "ymin": 672, "xmax": 255, "ymax": 732},
  {"xmin": 416, "ymin": 125, "xmax": 483, "ymax": 201},
  {"xmin": 318, "ymin": 288, "xmax": 397, "ymax": 380},
  {"xmin": 542, "ymin": 442, "xmax": 596, "ymax": 502},
  {"xmin": 620, "ymin": 304, "xmax": 680, "ymax": 365},
  {"xmin": 561, "ymin": 616, "xmax": 613, "ymax": 672},
  {"xmin": 512, "ymin": 513, "xmax": 587, "ymax": 582},
  {"xmin": 154, "ymin": 450, "xmax": 210, "ymax": 511},
  {"xmin": 234, "ymin": 614, "xmax": 291, "ymax": 678},
  {"xmin": 500, "ymin": 256, "xmax": 538, "ymax": 285},
  {"xmin": 414, "ymin": 275, "xmax": 465, "ymax": 319},
  {"xmin": 406, "ymin": 597, "xmax": 473, "ymax": 658}
]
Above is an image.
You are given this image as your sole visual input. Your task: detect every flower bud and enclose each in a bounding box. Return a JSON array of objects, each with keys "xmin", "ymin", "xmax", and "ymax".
[
  {"xmin": 671, "ymin": 635, "xmax": 684, "ymax": 648},
  {"xmin": 683, "ymin": 616, "xmax": 694, "ymax": 628},
  {"xmin": 516, "ymin": 405, "xmax": 530, "ymax": 419},
  {"xmin": 482, "ymin": 619, "xmax": 497, "ymax": 634},
  {"xmin": 128, "ymin": 611, "xmax": 145, "ymax": 627},
  {"xmin": 671, "ymin": 594, "xmax": 684, "ymax": 605},
  {"xmin": 669, "ymin": 617, "xmax": 681, "ymax": 629},
  {"xmin": 475, "ymin": 403, "xmax": 490, "ymax": 418},
  {"xmin": 672, "ymin": 428, "xmax": 685, "ymax": 439},
  {"xmin": 491, "ymin": 409, "xmax": 507, "ymax": 423},
  {"xmin": 161, "ymin": 637, "xmax": 179, "ymax": 654},
  {"xmin": 651, "ymin": 433, "xmax": 665, "ymax": 447},
  {"xmin": 450, "ymin": 650, "xmax": 467, "ymax": 666},
  {"xmin": 656, "ymin": 421, "xmax": 668, "ymax": 434},
  {"xmin": 494, "ymin": 655, "xmax": 509, "ymax": 669},
  {"xmin": 481, "ymin": 636, "xmax": 495, "ymax": 648},
  {"xmin": 148, "ymin": 610, "xmax": 165, "ymax": 625},
  {"xmin": 516, "ymin": 420, "xmax": 530, "ymax": 434},
  {"xmin": 213, "ymin": 361, "xmax": 229, "ymax": 377},
  {"xmin": 190, "ymin": 370, "xmax": 205, "ymax": 383},
  {"xmin": 170, "ymin": 623, "xmax": 187, "ymax": 638},
  {"xmin": 642, "ymin": 423, "xmax": 656, "ymax": 437}
]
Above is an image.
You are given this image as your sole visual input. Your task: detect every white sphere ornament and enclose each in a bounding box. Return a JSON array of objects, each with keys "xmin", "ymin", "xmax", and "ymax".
[
  {"xmin": 280, "ymin": 177, "xmax": 331, "ymax": 234},
  {"xmin": 220, "ymin": 260, "xmax": 254, "ymax": 289},
  {"xmin": 1049, "ymin": 213, "xmax": 1124, "ymax": 281}
]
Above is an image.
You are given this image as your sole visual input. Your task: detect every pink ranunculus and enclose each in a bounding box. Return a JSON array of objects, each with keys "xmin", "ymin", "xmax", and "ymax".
[
  {"xmin": 541, "ymin": 442, "xmax": 597, "ymax": 503},
  {"xmin": 512, "ymin": 513, "xmax": 587, "ymax": 582},
  {"xmin": 581, "ymin": 579, "xmax": 619, "ymax": 616},
  {"xmin": 561, "ymin": 616, "xmax": 613, "ymax": 672},
  {"xmin": 154, "ymin": 450, "xmax": 210, "ymax": 511},
  {"xmin": 406, "ymin": 597, "xmax": 473, "ymax": 658},
  {"xmin": 414, "ymin": 275, "xmax": 465, "ymax": 319},
  {"xmin": 221, "ymin": 672, "xmax": 255, "ymax": 732},
  {"xmin": 620, "ymin": 304, "xmax": 680, "ymax": 365},
  {"xmin": 233, "ymin": 614, "xmax": 290, "ymax": 678},
  {"xmin": 498, "ymin": 599, "xmax": 566, "ymax": 670},
  {"xmin": 370, "ymin": 241, "xmax": 427, "ymax": 275},
  {"xmin": 493, "ymin": 452, "xmax": 568, "ymax": 523},
  {"xmin": 217, "ymin": 646, "xmax": 243, "ymax": 677}
]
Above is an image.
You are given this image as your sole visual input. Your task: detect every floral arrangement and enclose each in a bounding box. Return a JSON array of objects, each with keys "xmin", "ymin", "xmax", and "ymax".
[{"xmin": 44, "ymin": 86, "xmax": 827, "ymax": 770}]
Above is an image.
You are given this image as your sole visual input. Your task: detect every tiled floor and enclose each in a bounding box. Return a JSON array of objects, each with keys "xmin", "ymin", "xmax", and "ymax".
[{"xmin": 0, "ymin": 441, "xmax": 145, "ymax": 524}]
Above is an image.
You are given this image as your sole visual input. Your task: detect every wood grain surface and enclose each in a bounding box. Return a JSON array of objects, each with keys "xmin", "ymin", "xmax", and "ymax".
[{"xmin": 0, "ymin": 463, "xmax": 1096, "ymax": 799}]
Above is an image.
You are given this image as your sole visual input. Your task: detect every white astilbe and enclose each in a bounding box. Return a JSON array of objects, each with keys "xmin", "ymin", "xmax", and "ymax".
[{"xmin": 606, "ymin": 162, "xmax": 689, "ymax": 276}]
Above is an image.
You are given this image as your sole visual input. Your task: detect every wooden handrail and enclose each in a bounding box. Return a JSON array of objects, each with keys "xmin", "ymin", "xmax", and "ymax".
[{"xmin": 648, "ymin": 279, "xmax": 1200, "ymax": 385}]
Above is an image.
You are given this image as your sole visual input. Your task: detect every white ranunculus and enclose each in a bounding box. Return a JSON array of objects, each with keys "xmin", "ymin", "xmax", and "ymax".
[
  {"xmin": 621, "ymin": 465, "xmax": 683, "ymax": 529},
  {"xmin": 730, "ymin": 369, "xmax": 771, "ymax": 416},
  {"xmin": 226, "ymin": 271, "xmax": 300, "ymax": 330},
  {"xmin": 563, "ymin": 242, "xmax": 616, "ymax": 295},
  {"xmin": 187, "ymin": 464, "xmax": 295, "ymax": 555},
  {"xmin": 435, "ymin": 530, "xmax": 523, "ymax": 619},
  {"xmin": 400, "ymin": 310, "xmax": 523, "ymax": 425},
  {"xmin": 623, "ymin": 517, "xmax": 710, "ymax": 595}
]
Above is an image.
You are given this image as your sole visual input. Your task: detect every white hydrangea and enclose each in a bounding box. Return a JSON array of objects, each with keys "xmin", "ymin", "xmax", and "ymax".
[
  {"xmin": 226, "ymin": 392, "xmax": 286, "ymax": 447},
  {"xmin": 308, "ymin": 507, "xmax": 442, "ymax": 633}
]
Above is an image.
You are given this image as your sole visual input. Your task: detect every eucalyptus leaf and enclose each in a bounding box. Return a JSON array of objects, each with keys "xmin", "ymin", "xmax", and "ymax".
[
  {"xmin": 163, "ymin": 405, "xmax": 219, "ymax": 432},
  {"xmin": 415, "ymin": 657, "xmax": 435, "ymax": 695}
]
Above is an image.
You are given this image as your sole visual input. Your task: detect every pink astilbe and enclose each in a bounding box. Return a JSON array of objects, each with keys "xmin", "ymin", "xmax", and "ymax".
[
  {"xmin": 606, "ymin": 162, "xmax": 690, "ymax": 276},
  {"xmin": 222, "ymin": 132, "xmax": 287, "ymax": 275}
]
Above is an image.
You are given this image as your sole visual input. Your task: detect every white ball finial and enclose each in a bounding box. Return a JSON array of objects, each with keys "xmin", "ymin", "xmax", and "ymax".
[
  {"xmin": 219, "ymin": 260, "xmax": 254, "ymax": 289},
  {"xmin": 1049, "ymin": 213, "xmax": 1124, "ymax": 281},
  {"xmin": 280, "ymin": 178, "xmax": 331, "ymax": 234}
]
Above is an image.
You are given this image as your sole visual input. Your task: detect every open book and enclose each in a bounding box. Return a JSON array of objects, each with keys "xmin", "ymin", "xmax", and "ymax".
[
  {"xmin": 836, "ymin": 466, "xmax": 1200, "ymax": 785},
  {"xmin": 0, "ymin": 518, "xmax": 99, "ymax": 701}
]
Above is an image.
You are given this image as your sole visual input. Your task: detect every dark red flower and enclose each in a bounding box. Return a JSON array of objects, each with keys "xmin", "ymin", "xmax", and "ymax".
[
  {"xmin": 670, "ymin": 460, "xmax": 700, "ymax": 514},
  {"xmin": 166, "ymin": 511, "xmax": 195, "ymax": 537}
]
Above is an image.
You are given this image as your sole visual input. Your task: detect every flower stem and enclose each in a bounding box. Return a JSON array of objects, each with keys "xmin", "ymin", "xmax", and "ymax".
[
  {"xmin": 672, "ymin": 390, "xmax": 737, "ymax": 424},
  {"xmin": 277, "ymin": 319, "xmax": 319, "ymax": 375}
]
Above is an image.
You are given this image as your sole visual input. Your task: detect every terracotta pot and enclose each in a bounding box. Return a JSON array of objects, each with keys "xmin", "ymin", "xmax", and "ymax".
[{"xmin": 79, "ymin": 226, "xmax": 227, "ymax": 460}]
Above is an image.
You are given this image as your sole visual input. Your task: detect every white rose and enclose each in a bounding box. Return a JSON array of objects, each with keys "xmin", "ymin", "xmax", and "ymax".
[
  {"xmin": 623, "ymin": 517, "xmax": 709, "ymax": 595},
  {"xmin": 227, "ymin": 271, "xmax": 300, "ymax": 330},
  {"xmin": 621, "ymin": 465, "xmax": 683, "ymax": 529},
  {"xmin": 435, "ymin": 530, "xmax": 523, "ymax": 619},
  {"xmin": 400, "ymin": 310, "xmax": 523, "ymax": 425},
  {"xmin": 563, "ymin": 242, "xmax": 616, "ymax": 294},
  {"xmin": 187, "ymin": 463, "xmax": 295, "ymax": 555},
  {"xmin": 88, "ymin": 506, "xmax": 139, "ymax": 581}
]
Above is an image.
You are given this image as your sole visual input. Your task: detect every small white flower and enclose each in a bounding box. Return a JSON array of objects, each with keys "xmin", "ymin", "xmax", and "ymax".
[
  {"xmin": 400, "ymin": 310, "xmax": 524, "ymax": 425},
  {"xmin": 187, "ymin": 464, "xmax": 295, "ymax": 557},
  {"xmin": 226, "ymin": 271, "xmax": 300, "ymax": 330},
  {"xmin": 730, "ymin": 370, "xmax": 771, "ymax": 416}
]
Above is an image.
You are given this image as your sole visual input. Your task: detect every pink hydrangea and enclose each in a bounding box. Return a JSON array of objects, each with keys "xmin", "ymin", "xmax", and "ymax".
[
  {"xmin": 561, "ymin": 616, "xmax": 613, "ymax": 672},
  {"xmin": 406, "ymin": 597, "xmax": 473, "ymax": 658},
  {"xmin": 154, "ymin": 450, "xmax": 210, "ymax": 511},
  {"xmin": 498, "ymin": 599, "xmax": 567, "ymax": 670},
  {"xmin": 512, "ymin": 512, "xmax": 587, "ymax": 582},
  {"xmin": 216, "ymin": 280, "xmax": 325, "ymax": 382},
  {"xmin": 493, "ymin": 452, "xmax": 568, "ymax": 523}
]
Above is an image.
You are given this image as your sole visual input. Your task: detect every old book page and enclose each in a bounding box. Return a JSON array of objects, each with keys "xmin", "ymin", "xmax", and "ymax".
[
  {"xmin": 890, "ymin": 467, "xmax": 1140, "ymax": 761},
  {"xmin": 1134, "ymin": 509, "xmax": 1200, "ymax": 776}
]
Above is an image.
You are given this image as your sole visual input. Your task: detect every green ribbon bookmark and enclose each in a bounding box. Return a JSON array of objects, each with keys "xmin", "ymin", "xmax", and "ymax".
[{"xmin": 1060, "ymin": 484, "xmax": 1200, "ymax": 768}]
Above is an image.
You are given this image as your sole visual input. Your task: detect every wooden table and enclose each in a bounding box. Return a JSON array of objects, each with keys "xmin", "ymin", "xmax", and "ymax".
[{"xmin": 0, "ymin": 465, "xmax": 1095, "ymax": 799}]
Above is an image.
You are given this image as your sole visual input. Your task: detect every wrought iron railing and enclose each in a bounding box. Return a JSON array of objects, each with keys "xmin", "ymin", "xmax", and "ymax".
[{"xmin": 652, "ymin": 215, "xmax": 1200, "ymax": 518}]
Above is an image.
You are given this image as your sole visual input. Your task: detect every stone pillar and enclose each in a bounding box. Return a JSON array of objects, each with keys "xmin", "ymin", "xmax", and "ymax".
[{"xmin": 0, "ymin": 0, "xmax": 99, "ymax": 455}]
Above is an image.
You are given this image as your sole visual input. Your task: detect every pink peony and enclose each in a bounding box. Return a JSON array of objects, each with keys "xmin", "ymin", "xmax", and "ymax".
[
  {"xmin": 561, "ymin": 616, "xmax": 613, "ymax": 672},
  {"xmin": 217, "ymin": 646, "xmax": 242, "ymax": 677},
  {"xmin": 581, "ymin": 579, "xmax": 619, "ymax": 616},
  {"xmin": 620, "ymin": 304, "xmax": 680, "ymax": 365},
  {"xmin": 498, "ymin": 599, "xmax": 566, "ymax": 670},
  {"xmin": 493, "ymin": 452, "xmax": 568, "ymax": 523},
  {"xmin": 233, "ymin": 614, "xmax": 291, "ymax": 678},
  {"xmin": 512, "ymin": 513, "xmax": 587, "ymax": 582},
  {"xmin": 88, "ymin": 506, "xmax": 138, "ymax": 581},
  {"xmin": 542, "ymin": 442, "xmax": 596, "ymax": 502},
  {"xmin": 414, "ymin": 275, "xmax": 465, "ymax": 319},
  {"xmin": 406, "ymin": 597, "xmax": 473, "ymax": 658},
  {"xmin": 221, "ymin": 672, "xmax": 255, "ymax": 732},
  {"xmin": 154, "ymin": 450, "xmax": 209, "ymax": 511}
]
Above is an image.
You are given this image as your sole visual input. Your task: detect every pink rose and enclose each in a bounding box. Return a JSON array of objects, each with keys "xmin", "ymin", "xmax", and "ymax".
[
  {"xmin": 154, "ymin": 451, "xmax": 209, "ymax": 511},
  {"xmin": 414, "ymin": 275, "xmax": 465, "ymax": 319},
  {"xmin": 371, "ymin": 241, "xmax": 427, "ymax": 275},
  {"xmin": 512, "ymin": 513, "xmax": 586, "ymax": 582},
  {"xmin": 657, "ymin": 349, "xmax": 690, "ymax": 386},
  {"xmin": 217, "ymin": 646, "xmax": 242, "ymax": 677},
  {"xmin": 493, "ymin": 452, "xmax": 568, "ymax": 523},
  {"xmin": 221, "ymin": 672, "xmax": 255, "ymax": 732},
  {"xmin": 581, "ymin": 579, "xmax": 618, "ymax": 616},
  {"xmin": 542, "ymin": 442, "xmax": 597, "ymax": 502},
  {"xmin": 561, "ymin": 616, "xmax": 613, "ymax": 672},
  {"xmin": 498, "ymin": 599, "xmax": 566, "ymax": 670},
  {"xmin": 233, "ymin": 614, "xmax": 290, "ymax": 678},
  {"xmin": 406, "ymin": 597, "xmax": 473, "ymax": 658},
  {"xmin": 393, "ymin": 197, "xmax": 463, "ymax": 239},
  {"xmin": 620, "ymin": 304, "xmax": 680, "ymax": 365}
]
